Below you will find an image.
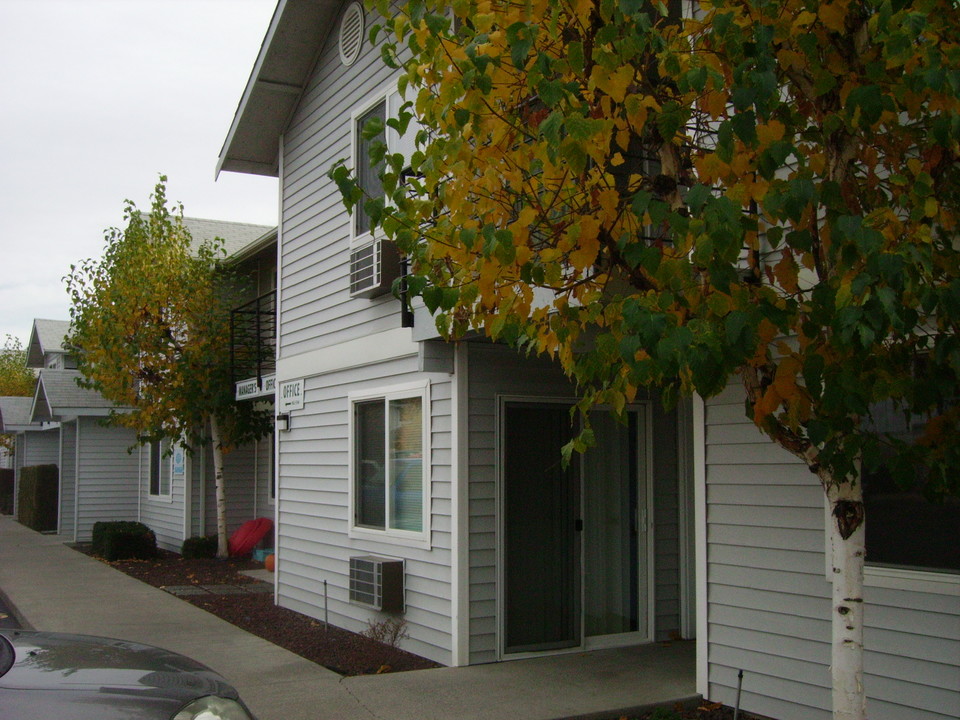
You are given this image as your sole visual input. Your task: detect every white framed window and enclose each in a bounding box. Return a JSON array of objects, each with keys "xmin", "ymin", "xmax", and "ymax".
[
  {"xmin": 148, "ymin": 440, "xmax": 171, "ymax": 498},
  {"xmin": 349, "ymin": 380, "xmax": 430, "ymax": 547},
  {"xmin": 349, "ymin": 82, "xmax": 422, "ymax": 247}
]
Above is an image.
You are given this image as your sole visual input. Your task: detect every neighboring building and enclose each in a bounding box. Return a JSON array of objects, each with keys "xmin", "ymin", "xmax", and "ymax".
[
  {"xmin": 216, "ymin": 2, "xmax": 959, "ymax": 720},
  {"xmin": 14, "ymin": 218, "xmax": 278, "ymax": 550},
  {"xmin": 0, "ymin": 395, "xmax": 58, "ymax": 518}
]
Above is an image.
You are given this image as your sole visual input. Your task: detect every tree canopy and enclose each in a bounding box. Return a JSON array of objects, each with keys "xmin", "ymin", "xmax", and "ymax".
[
  {"xmin": 333, "ymin": 1, "xmax": 960, "ymax": 717},
  {"xmin": 0, "ymin": 336, "xmax": 35, "ymax": 398},
  {"xmin": 66, "ymin": 178, "xmax": 272, "ymax": 555},
  {"xmin": 335, "ymin": 0, "xmax": 960, "ymax": 495}
]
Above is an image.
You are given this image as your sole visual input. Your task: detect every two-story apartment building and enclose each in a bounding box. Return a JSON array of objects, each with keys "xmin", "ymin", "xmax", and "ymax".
[
  {"xmin": 216, "ymin": 2, "xmax": 959, "ymax": 719},
  {"xmin": 217, "ymin": 0, "xmax": 696, "ymax": 670}
]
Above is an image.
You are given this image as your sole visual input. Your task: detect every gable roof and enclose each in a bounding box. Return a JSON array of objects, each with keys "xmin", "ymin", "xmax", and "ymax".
[
  {"xmin": 31, "ymin": 370, "xmax": 120, "ymax": 422},
  {"xmin": 182, "ymin": 217, "xmax": 274, "ymax": 258},
  {"xmin": 217, "ymin": 0, "xmax": 342, "ymax": 178},
  {"xmin": 0, "ymin": 397, "xmax": 36, "ymax": 432},
  {"xmin": 26, "ymin": 319, "xmax": 71, "ymax": 367}
]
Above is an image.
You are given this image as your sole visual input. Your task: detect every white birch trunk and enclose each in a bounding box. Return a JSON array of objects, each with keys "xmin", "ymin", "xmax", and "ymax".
[
  {"xmin": 826, "ymin": 478, "xmax": 867, "ymax": 720},
  {"xmin": 209, "ymin": 415, "xmax": 228, "ymax": 559}
]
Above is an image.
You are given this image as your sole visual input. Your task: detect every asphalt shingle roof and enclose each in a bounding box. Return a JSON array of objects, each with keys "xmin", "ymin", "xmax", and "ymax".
[
  {"xmin": 26, "ymin": 319, "xmax": 71, "ymax": 366},
  {"xmin": 33, "ymin": 370, "xmax": 119, "ymax": 421},
  {"xmin": 0, "ymin": 397, "xmax": 34, "ymax": 432},
  {"xmin": 182, "ymin": 217, "xmax": 274, "ymax": 258}
]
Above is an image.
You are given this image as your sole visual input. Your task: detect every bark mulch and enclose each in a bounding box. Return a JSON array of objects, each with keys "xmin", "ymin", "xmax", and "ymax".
[
  {"xmin": 79, "ymin": 547, "xmax": 768, "ymax": 719},
  {"xmin": 79, "ymin": 547, "xmax": 439, "ymax": 676}
]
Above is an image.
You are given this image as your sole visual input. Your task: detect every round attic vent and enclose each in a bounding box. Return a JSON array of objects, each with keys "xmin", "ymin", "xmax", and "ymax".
[{"xmin": 338, "ymin": 2, "xmax": 364, "ymax": 66}]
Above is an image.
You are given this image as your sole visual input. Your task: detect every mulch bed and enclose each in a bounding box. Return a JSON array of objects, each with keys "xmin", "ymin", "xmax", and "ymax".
[
  {"xmin": 78, "ymin": 547, "xmax": 766, "ymax": 719},
  {"xmin": 78, "ymin": 547, "xmax": 439, "ymax": 676}
]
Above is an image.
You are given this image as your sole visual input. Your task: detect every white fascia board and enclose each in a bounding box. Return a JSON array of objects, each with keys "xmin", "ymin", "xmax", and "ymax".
[
  {"xmin": 216, "ymin": 0, "xmax": 290, "ymax": 178},
  {"xmin": 276, "ymin": 327, "xmax": 419, "ymax": 382}
]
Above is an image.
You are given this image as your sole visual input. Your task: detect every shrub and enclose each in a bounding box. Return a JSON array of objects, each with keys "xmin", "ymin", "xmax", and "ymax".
[
  {"xmin": 362, "ymin": 617, "xmax": 409, "ymax": 648},
  {"xmin": 16, "ymin": 464, "xmax": 58, "ymax": 531},
  {"xmin": 0, "ymin": 468, "xmax": 13, "ymax": 515},
  {"xmin": 91, "ymin": 521, "xmax": 157, "ymax": 561},
  {"xmin": 181, "ymin": 535, "xmax": 218, "ymax": 559}
]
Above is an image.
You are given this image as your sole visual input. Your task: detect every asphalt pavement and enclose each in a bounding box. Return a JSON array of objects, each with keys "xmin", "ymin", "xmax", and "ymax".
[{"xmin": 0, "ymin": 516, "xmax": 698, "ymax": 720}]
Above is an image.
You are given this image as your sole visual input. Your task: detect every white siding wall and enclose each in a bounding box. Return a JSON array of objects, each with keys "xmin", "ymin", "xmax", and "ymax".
[
  {"xmin": 75, "ymin": 418, "xmax": 139, "ymax": 542},
  {"xmin": 276, "ymin": 354, "xmax": 454, "ymax": 665},
  {"xmin": 279, "ymin": 2, "xmax": 406, "ymax": 358},
  {"xmin": 59, "ymin": 421, "xmax": 77, "ymax": 540},
  {"xmin": 704, "ymin": 382, "xmax": 960, "ymax": 720}
]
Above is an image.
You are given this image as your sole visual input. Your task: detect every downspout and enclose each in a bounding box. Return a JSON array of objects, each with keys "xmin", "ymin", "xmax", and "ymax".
[{"xmin": 73, "ymin": 420, "xmax": 80, "ymax": 543}]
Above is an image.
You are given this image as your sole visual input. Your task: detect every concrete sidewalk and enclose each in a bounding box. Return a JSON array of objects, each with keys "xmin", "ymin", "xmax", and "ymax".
[{"xmin": 0, "ymin": 516, "xmax": 697, "ymax": 720}]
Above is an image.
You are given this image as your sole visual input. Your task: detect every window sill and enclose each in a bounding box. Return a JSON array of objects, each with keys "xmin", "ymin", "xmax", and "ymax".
[
  {"xmin": 865, "ymin": 565, "xmax": 960, "ymax": 597},
  {"xmin": 348, "ymin": 526, "xmax": 431, "ymax": 551}
]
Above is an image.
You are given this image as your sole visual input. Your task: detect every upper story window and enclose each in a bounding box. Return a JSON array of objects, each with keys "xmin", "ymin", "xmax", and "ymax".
[
  {"xmin": 354, "ymin": 99, "xmax": 386, "ymax": 240},
  {"xmin": 349, "ymin": 84, "xmax": 422, "ymax": 298},
  {"xmin": 349, "ymin": 381, "xmax": 430, "ymax": 546}
]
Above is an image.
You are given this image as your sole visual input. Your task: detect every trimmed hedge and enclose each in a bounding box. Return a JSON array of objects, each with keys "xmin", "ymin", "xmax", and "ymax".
[
  {"xmin": 16, "ymin": 464, "xmax": 58, "ymax": 531},
  {"xmin": 181, "ymin": 535, "xmax": 218, "ymax": 559},
  {"xmin": 0, "ymin": 468, "xmax": 13, "ymax": 515},
  {"xmin": 92, "ymin": 521, "xmax": 157, "ymax": 561}
]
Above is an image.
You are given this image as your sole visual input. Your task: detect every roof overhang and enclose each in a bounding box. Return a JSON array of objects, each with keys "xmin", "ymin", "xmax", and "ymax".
[
  {"xmin": 227, "ymin": 226, "xmax": 279, "ymax": 265},
  {"xmin": 216, "ymin": 0, "xmax": 342, "ymax": 179},
  {"xmin": 30, "ymin": 372, "xmax": 118, "ymax": 423}
]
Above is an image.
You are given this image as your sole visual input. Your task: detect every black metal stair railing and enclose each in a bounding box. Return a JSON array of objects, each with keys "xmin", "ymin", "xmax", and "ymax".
[{"xmin": 230, "ymin": 290, "xmax": 277, "ymax": 389}]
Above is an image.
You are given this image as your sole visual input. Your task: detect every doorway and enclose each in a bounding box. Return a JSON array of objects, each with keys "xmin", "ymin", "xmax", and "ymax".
[{"xmin": 501, "ymin": 400, "xmax": 651, "ymax": 656}]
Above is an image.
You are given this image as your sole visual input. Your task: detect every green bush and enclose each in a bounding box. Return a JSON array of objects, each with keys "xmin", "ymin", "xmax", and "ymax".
[
  {"xmin": 91, "ymin": 521, "xmax": 157, "ymax": 561},
  {"xmin": 181, "ymin": 535, "xmax": 218, "ymax": 559},
  {"xmin": 16, "ymin": 464, "xmax": 58, "ymax": 531},
  {"xmin": 0, "ymin": 468, "xmax": 13, "ymax": 515}
]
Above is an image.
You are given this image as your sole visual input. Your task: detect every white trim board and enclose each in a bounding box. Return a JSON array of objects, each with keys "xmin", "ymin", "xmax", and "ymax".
[{"xmin": 276, "ymin": 327, "xmax": 418, "ymax": 382}]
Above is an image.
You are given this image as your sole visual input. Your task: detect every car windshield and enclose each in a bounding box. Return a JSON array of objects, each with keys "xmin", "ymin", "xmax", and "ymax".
[{"xmin": 0, "ymin": 633, "xmax": 14, "ymax": 678}]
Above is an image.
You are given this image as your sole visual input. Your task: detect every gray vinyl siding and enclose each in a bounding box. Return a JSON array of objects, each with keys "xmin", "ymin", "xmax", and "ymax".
[
  {"xmin": 15, "ymin": 428, "xmax": 60, "ymax": 517},
  {"xmin": 204, "ymin": 441, "xmax": 259, "ymax": 536},
  {"xmin": 140, "ymin": 439, "xmax": 185, "ymax": 552},
  {"xmin": 704, "ymin": 382, "xmax": 960, "ymax": 720},
  {"xmin": 279, "ymin": 2, "xmax": 406, "ymax": 359},
  {"xmin": 275, "ymin": 353, "xmax": 454, "ymax": 665},
  {"xmin": 465, "ymin": 342, "xmax": 576, "ymax": 664},
  {"xmin": 465, "ymin": 341, "xmax": 686, "ymax": 662},
  {"xmin": 254, "ymin": 434, "xmax": 275, "ymax": 523},
  {"xmin": 652, "ymin": 406, "xmax": 681, "ymax": 642},
  {"xmin": 74, "ymin": 418, "xmax": 139, "ymax": 543},
  {"xmin": 59, "ymin": 421, "xmax": 77, "ymax": 539},
  {"xmin": 22, "ymin": 428, "xmax": 60, "ymax": 467}
]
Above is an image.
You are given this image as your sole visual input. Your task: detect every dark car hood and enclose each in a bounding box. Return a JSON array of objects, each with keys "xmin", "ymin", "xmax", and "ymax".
[{"xmin": 0, "ymin": 629, "xmax": 239, "ymax": 719}]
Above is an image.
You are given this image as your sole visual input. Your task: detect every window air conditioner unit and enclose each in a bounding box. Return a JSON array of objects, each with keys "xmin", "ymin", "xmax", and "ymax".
[
  {"xmin": 348, "ymin": 556, "xmax": 404, "ymax": 612},
  {"xmin": 350, "ymin": 239, "xmax": 402, "ymax": 298}
]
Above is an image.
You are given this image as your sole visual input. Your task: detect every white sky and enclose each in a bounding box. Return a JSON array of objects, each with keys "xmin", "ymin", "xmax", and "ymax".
[{"xmin": 0, "ymin": 0, "xmax": 280, "ymax": 346}]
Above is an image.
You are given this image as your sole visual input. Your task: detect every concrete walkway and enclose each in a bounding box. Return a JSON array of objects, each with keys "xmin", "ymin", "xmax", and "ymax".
[{"xmin": 0, "ymin": 516, "xmax": 697, "ymax": 720}]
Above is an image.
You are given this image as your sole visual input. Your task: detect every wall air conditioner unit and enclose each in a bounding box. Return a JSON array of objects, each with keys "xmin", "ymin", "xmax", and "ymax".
[
  {"xmin": 349, "ymin": 239, "xmax": 402, "ymax": 298},
  {"xmin": 348, "ymin": 556, "xmax": 404, "ymax": 612}
]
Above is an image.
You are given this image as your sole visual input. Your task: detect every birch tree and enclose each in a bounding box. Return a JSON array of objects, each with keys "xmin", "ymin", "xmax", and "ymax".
[
  {"xmin": 333, "ymin": 1, "xmax": 960, "ymax": 717},
  {"xmin": 66, "ymin": 178, "xmax": 272, "ymax": 558}
]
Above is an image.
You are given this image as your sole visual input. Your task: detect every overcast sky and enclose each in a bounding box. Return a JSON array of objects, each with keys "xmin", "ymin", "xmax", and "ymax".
[{"xmin": 1, "ymin": 0, "xmax": 280, "ymax": 346}]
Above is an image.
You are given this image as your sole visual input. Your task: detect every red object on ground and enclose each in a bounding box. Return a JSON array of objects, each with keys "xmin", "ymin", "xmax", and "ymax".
[
  {"xmin": 265, "ymin": 554, "xmax": 276, "ymax": 572},
  {"xmin": 228, "ymin": 517, "xmax": 273, "ymax": 557}
]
